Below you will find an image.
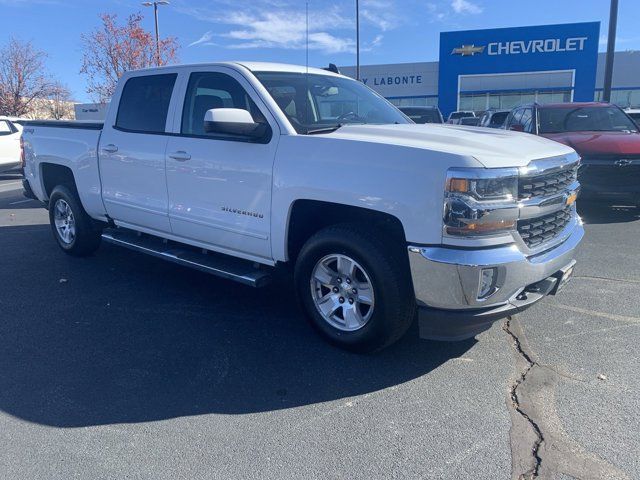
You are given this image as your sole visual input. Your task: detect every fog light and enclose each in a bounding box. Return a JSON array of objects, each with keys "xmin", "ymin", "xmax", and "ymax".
[{"xmin": 478, "ymin": 268, "xmax": 497, "ymax": 299}]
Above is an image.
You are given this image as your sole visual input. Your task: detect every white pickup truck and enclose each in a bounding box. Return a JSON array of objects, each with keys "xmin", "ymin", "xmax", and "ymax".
[{"xmin": 21, "ymin": 62, "xmax": 583, "ymax": 352}]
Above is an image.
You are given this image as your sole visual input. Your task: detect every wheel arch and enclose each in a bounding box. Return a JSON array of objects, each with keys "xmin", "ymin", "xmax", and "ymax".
[
  {"xmin": 40, "ymin": 163, "xmax": 77, "ymax": 200},
  {"xmin": 285, "ymin": 199, "xmax": 408, "ymax": 264}
]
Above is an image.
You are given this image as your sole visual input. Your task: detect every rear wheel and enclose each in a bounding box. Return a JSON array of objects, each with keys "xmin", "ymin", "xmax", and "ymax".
[
  {"xmin": 294, "ymin": 224, "xmax": 415, "ymax": 353},
  {"xmin": 48, "ymin": 185, "xmax": 101, "ymax": 256}
]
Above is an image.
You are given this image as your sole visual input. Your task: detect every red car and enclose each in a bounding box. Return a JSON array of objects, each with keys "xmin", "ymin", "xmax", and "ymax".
[{"xmin": 505, "ymin": 102, "xmax": 640, "ymax": 206}]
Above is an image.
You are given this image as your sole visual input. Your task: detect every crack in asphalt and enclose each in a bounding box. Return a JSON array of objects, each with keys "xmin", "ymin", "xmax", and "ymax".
[
  {"xmin": 503, "ymin": 316, "xmax": 631, "ymax": 480},
  {"xmin": 504, "ymin": 316, "xmax": 543, "ymax": 480}
]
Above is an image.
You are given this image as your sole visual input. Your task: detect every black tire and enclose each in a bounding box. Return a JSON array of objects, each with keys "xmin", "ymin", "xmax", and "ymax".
[
  {"xmin": 294, "ymin": 223, "xmax": 416, "ymax": 353},
  {"xmin": 48, "ymin": 184, "xmax": 101, "ymax": 257}
]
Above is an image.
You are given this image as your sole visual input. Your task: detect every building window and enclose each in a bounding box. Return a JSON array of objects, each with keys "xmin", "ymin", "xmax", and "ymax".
[
  {"xmin": 459, "ymin": 90, "xmax": 571, "ymax": 111},
  {"xmin": 388, "ymin": 96, "xmax": 438, "ymax": 107},
  {"xmin": 594, "ymin": 89, "xmax": 640, "ymax": 108}
]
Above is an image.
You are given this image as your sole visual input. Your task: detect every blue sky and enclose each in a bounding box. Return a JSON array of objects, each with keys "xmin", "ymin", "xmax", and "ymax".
[{"xmin": 1, "ymin": 0, "xmax": 638, "ymax": 102}]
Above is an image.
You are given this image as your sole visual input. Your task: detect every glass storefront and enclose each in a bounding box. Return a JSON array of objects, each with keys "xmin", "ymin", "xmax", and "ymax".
[
  {"xmin": 458, "ymin": 90, "xmax": 572, "ymax": 111},
  {"xmin": 388, "ymin": 96, "xmax": 438, "ymax": 107},
  {"xmin": 383, "ymin": 90, "xmax": 640, "ymax": 112},
  {"xmin": 594, "ymin": 89, "xmax": 640, "ymax": 108}
]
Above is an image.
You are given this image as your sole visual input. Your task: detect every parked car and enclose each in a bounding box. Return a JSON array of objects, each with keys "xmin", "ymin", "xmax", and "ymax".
[
  {"xmin": 398, "ymin": 106, "xmax": 443, "ymax": 124},
  {"xmin": 22, "ymin": 62, "xmax": 583, "ymax": 352},
  {"xmin": 478, "ymin": 109, "xmax": 510, "ymax": 129},
  {"xmin": 625, "ymin": 108, "xmax": 640, "ymax": 127},
  {"xmin": 459, "ymin": 117, "xmax": 481, "ymax": 126},
  {"xmin": 0, "ymin": 117, "xmax": 22, "ymax": 173},
  {"xmin": 504, "ymin": 102, "xmax": 640, "ymax": 206},
  {"xmin": 446, "ymin": 111, "xmax": 475, "ymax": 124}
]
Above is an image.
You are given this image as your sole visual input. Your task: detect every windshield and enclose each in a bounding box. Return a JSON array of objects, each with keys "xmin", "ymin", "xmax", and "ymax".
[
  {"xmin": 254, "ymin": 72, "xmax": 409, "ymax": 134},
  {"xmin": 538, "ymin": 106, "xmax": 639, "ymax": 133}
]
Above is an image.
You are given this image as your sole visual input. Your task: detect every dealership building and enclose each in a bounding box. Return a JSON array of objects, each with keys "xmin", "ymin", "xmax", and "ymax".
[{"xmin": 342, "ymin": 22, "xmax": 640, "ymax": 116}]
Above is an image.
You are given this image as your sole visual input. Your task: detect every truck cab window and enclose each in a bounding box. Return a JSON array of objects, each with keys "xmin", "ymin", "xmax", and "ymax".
[
  {"xmin": 115, "ymin": 74, "xmax": 177, "ymax": 133},
  {"xmin": 181, "ymin": 72, "xmax": 266, "ymax": 137}
]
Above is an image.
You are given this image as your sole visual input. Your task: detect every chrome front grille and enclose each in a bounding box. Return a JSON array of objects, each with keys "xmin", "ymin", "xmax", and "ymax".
[
  {"xmin": 518, "ymin": 163, "xmax": 578, "ymax": 200},
  {"xmin": 515, "ymin": 156, "xmax": 580, "ymax": 251},
  {"xmin": 518, "ymin": 206, "xmax": 573, "ymax": 248}
]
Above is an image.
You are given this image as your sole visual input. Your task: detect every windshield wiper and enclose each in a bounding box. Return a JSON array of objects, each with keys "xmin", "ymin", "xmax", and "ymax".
[{"xmin": 306, "ymin": 124, "xmax": 343, "ymax": 135}]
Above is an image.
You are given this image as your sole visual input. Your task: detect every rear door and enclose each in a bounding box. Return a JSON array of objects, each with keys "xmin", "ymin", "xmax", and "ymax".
[
  {"xmin": 164, "ymin": 66, "xmax": 280, "ymax": 261},
  {"xmin": 98, "ymin": 71, "xmax": 180, "ymax": 233}
]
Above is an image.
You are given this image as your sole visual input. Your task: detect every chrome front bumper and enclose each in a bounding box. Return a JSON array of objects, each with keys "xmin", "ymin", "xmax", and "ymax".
[{"xmin": 408, "ymin": 218, "xmax": 584, "ymax": 312}]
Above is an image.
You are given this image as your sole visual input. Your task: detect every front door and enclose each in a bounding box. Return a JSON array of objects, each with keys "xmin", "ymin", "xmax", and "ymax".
[
  {"xmin": 99, "ymin": 72, "xmax": 179, "ymax": 233},
  {"xmin": 165, "ymin": 68, "xmax": 279, "ymax": 261}
]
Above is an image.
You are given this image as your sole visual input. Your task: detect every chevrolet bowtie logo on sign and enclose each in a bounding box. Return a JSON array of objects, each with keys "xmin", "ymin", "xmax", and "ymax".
[{"xmin": 451, "ymin": 44, "xmax": 486, "ymax": 56}]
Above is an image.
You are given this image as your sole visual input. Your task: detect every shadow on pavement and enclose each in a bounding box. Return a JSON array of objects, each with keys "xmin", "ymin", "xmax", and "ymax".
[
  {"xmin": 577, "ymin": 201, "xmax": 639, "ymax": 225},
  {"xmin": 0, "ymin": 224, "xmax": 474, "ymax": 428}
]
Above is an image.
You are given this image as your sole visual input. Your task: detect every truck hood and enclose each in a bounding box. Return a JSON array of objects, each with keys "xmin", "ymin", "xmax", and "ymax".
[
  {"xmin": 328, "ymin": 124, "xmax": 576, "ymax": 168},
  {"xmin": 540, "ymin": 131, "xmax": 640, "ymax": 156}
]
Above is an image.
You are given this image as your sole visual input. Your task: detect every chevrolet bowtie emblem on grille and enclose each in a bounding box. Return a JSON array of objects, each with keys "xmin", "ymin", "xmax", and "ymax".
[
  {"xmin": 451, "ymin": 44, "xmax": 485, "ymax": 56},
  {"xmin": 565, "ymin": 191, "xmax": 578, "ymax": 207},
  {"xmin": 615, "ymin": 159, "xmax": 632, "ymax": 167}
]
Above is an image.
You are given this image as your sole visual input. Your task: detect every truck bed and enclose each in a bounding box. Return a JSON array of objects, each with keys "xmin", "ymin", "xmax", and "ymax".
[{"xmin": 21, "ymin": 120, "xmax": 107, "ymax": 221}]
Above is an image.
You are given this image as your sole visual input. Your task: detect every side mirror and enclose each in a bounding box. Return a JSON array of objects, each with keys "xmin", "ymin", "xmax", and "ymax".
[
  {"xmin": 203, "ymin": 108, "xmax": 270, "ymax": 141},
  {"xmin": 509, "ymin": 124, "xmax": 524, "ymax": 132}
]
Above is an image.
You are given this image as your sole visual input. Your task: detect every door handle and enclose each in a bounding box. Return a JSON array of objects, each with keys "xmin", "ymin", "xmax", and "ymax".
[
  {"xmin": 169, "ymin": 151, "xmax": 191, "ymax": 161},
  {"xmin": 102, "ymin": 144, "xmax": 118, "ymax": 154}
]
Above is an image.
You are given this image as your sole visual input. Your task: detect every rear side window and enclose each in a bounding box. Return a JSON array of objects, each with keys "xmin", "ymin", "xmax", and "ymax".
[{"xmin": 115, "ymin": 73, "xmax": 177, "ymax": 133}]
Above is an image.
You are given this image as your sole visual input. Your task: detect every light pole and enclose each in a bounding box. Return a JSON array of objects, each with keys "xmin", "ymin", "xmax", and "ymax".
[
  {"xmin": 142, "ymin": 1, "xmax": 170, "ymax": 66},
  {"xmin": 356, "ymin": 0, "xmax": 360, "ymax": 80},
  {"xmin": 602, "ymin": 0, "xmax": 619, "ymax": 103}
]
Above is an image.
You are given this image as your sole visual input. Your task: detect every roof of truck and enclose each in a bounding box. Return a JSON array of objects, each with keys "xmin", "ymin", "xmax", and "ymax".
[{"xmin": 130, "ymin": 61, "xmax": 343, "ymax": 77}]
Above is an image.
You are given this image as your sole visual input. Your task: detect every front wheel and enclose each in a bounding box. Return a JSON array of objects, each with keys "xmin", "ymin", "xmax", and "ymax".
[
  {"xmin": 294, "ymin": 224, "xmax": 416, "ymax": 353},
  {"xmin": 48, "ymin": 185, "xmax": 101, "ymax": 256}
]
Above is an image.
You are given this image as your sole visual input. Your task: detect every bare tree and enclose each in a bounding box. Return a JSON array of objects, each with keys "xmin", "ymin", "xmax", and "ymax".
[
  {"xmin": 80, "ymin": 12, "xmax": 179, "ymax": 103},
  {"xmin": 45, "ymin": 82, "xmax": 75, "ymax": 120},
  {"xmin": 0, "ymin": 38, "xmax": 54, "ymax": 117}
]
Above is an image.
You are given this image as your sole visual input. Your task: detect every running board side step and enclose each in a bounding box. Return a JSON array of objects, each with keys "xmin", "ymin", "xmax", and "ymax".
[{"xmin": 101, "ymin": 229, "xmax": 272, "ymax": 288}]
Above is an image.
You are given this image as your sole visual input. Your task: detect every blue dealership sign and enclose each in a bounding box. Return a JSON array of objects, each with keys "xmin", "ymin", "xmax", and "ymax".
[{"xmin": 438, "ymin": 22, "xmax": 600, "ymax": 116}]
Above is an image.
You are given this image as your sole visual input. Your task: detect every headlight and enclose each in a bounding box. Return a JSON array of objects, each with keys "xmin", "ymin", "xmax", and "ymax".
[{"xmin": 444, "ymin": 168, "xmax": 518, "ymax": 237}]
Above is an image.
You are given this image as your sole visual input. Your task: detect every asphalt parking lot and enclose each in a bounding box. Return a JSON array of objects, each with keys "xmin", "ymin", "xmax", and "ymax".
[{"xmin": 0, "ymin": 173, "xmax": 638, "ymax": 480}]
